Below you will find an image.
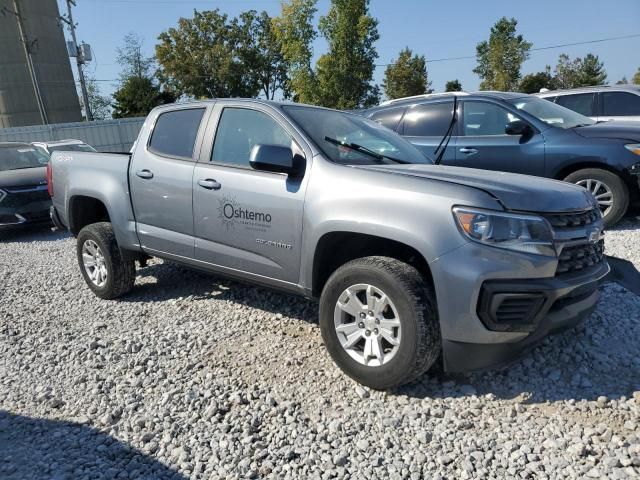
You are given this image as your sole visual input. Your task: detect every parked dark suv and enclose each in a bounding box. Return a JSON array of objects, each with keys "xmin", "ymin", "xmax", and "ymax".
[{"xmin": 363, "ymin": 92, "xmax": 640, "ymax": 226}]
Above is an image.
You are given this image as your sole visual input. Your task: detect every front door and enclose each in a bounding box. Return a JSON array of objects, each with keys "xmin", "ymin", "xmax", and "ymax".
[
  {"xmin": 193, "ymin": 104, "xmax": 308, "ymax": 284},
  {"xmin": 450, "ymin": 100, "xmax": 546, "ymax": 177},
  {"xmin": 129, "ymin": 107, "xmax": 207, "ymax": 258}
]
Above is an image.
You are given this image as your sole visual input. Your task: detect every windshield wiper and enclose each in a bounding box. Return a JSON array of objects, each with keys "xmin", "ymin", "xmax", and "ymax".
[
  {"xmin": 324, "ymin": 136, "xmax": 410, "ymax": 164},
  {"xmin": 433, "ymin": 95, "xmax": 458, "ymax": 165}
]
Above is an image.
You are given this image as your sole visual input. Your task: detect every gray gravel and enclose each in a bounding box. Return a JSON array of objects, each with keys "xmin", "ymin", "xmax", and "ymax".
[{"xmin": 1, "ymin": 224, "xmax": 639, "ymax": 480}]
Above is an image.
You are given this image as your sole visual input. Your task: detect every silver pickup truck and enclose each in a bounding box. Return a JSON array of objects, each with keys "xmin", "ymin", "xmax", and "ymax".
[{"xmin": 49, "ymin": 99, "xmax": 609, "ymax": 389}]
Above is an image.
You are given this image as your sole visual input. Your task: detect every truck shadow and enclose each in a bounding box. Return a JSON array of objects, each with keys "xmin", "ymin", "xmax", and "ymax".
[
  {"xmin": 0, "ymin": 411, "xmax": 186, "ymax": 480},
  {"xmin": 124, "ymin": 262, "xmax": 638, "ymax": 405}
]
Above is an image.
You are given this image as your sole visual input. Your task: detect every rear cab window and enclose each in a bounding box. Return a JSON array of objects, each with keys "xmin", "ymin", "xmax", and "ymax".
[{"xmin": 148, "ymin": 108, "xmax": 206, "ymax": 159}]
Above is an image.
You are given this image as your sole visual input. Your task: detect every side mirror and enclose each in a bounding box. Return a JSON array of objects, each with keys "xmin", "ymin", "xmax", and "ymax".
[
  {"xmin": 249, "ymin": 144, "xmax": 305, "ymax": 176},
  {"xmin": 505, "ymin": 120, "xmax": 533, "ymax": 136}
]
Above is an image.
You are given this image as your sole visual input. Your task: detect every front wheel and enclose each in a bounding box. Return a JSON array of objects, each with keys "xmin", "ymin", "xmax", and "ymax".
[
  {"xmin": 319, "ymin": 256, "xmax": 441, "ymax": 389},
  {"xmin": 77, "ymin": 222, "xmax": 135, "ymax": 299},
  {"xmin": 564, "ymin": 168, "xmax": 629, "ymax": 227}
]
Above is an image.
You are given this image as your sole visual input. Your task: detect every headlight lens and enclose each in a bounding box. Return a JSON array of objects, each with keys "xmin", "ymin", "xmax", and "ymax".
[
  {"xmin": 453, "ymin": 207, "xmax": 556, "ymax": 257},
  {"xmin": 625, "ymin": 144, "xmax": 640, "ymax": 156}
]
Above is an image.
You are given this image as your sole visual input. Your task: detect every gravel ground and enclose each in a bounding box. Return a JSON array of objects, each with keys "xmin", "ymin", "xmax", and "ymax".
[{"xmin": 1, "ymin": 222, "xmax": 639, "ymax": 480}]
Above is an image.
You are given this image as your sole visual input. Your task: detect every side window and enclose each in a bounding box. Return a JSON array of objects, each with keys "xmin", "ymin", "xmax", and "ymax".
[
  {"xmin": 212, "ymin": 108, "xmax": 292, "ymax": 167},
  {"xmin": 402, "ymin": 102, "xmax": 454, "ymax": 137},
  {"xmin": 602, "ymin": 92, "xmax": 640, "ymax": 116},
  {"xmin": 541, "ymin": 96, "xmax": 557, "ymax": 103},
  {"xmin": 148, "ymin": 108, "xmax": 205, "ymax": 159},
  {"xmin": 369, "ymin": 107, "xmax": 406, "ymax": 131},
  {"xmin": 462, "ymin": 101, "xmax": 518, "ymax": 136},
  {"xmin": 556, "ymin": 93, "xmax": 595, "ymax": 116}
]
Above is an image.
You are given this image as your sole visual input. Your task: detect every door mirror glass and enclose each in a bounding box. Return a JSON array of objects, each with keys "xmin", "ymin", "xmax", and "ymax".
[
  {"xmin": 250, "ymin": 144, "xmax": 304, "ymax": 176},
  {"xmin": 505, "ymin": 119, "xmax": 532, "ymax": 136}
]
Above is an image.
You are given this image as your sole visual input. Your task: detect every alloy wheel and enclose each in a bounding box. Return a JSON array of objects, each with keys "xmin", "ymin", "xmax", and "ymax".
[
  {"xmin": 333, "ymin": 283, "xmax": 401, "ymax": 367},
  {"xmin": 82, "ymin": 239, "xmax": 108, "ymax": 287},
  {"xmin": 576, "ymin": 178, "xmax": 613, "ymax": 216}
]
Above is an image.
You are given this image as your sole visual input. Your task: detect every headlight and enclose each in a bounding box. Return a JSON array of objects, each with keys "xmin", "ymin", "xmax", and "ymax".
[
  {"xmin": 453, "ymin": 207, "xmax": 556, "ymax": 257},
  {"xmin": 625, "ymin": 144, "xmax": 640, "ymax": 156}
]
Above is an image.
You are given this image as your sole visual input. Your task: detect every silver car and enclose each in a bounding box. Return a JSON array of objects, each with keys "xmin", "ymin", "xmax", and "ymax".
[{"xmin": 536, "ymin": 85, "xmax": 640, "ymax": 122}]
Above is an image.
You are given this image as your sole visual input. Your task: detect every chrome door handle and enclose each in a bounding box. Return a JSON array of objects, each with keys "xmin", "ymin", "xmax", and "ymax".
[
  {"xmin": 459, "ymin": 147, "xmax": 478, "ymax": 155},
  {"xmin": 198, "ymin": 178, "xmax": 221, "ymax": 190},
  {"xmin": 136, "ymin": 169, "xmax": 154, "ymax": 179}
]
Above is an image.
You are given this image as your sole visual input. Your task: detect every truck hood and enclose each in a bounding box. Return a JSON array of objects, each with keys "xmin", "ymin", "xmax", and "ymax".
[
  {"xmin": 0, "ymin": 167, "xmax": 47, "ymax": 189},
  {"xmin": 573, "ymin": 121, "xmax": 640, "ymax": 141},
  {"xmin": 360, "ymin": 164, "xmax": 595, "ymax": 213}
]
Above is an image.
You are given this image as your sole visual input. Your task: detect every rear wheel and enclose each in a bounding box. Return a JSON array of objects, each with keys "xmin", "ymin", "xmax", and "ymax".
[
  {"xmin": 77, "ymin": 222, "xmax": 135, "ymax": 299},
  {"xmin": 564, "ymin": 168, "xmax": 628, "ymax": 227},
  {"xmin": 319, "ymin": 256, "xmax": 440, "ymax": 389}
]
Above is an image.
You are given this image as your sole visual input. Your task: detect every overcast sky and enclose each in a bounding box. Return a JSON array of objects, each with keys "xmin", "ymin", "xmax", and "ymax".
[{"xmin": 58, "ymin": 0, "xmax": 640, "ymax": 99}]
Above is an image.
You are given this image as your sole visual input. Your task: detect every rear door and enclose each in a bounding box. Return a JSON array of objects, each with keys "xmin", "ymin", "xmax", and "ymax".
[
  {"xmin": 399, "ymin": 101, "xmax": 458, "ymax": 162},
  {"xmin": 192, "ymin": 103, "xmax": 311, "ymax": 284},
  {"xmin": 129, "ymin": 106, "xmax": 208, "ymax": 258},
  {"xmin": 452, "ymin": 100, "xmax": 546, "ymax": 176}
]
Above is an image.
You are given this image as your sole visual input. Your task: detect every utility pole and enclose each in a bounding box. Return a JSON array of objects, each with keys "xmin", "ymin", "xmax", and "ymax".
[
  {"xmin": 61, "ymin": 0, "xmax": 92, "ymax": 121},
  {"xmin": 12, "ymin": 0, "xmax": 48, "ymax": 124}
]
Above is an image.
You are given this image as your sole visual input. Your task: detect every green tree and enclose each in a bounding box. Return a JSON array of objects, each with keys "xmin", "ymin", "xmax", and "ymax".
[
  {"xmin": 83, "ymin": 76, "xmax": 111, "ymax": 120},
  {"xmin": 518, "ymin": 66, "xmax": 557, "ymax": 93},
  {"xmin": 633, "ymin": 68, "xmax": 640, "ymax": 85},
  {"xmin": 156, "ymin": 9, "xmax": 256, "ymax": 98},
  {"xmin": 554, "ymin": 53, "xmax": 607, "ymax": 89},
  {"xmin": 272, "ymin": 0, "xmax": 318, "ymax": 103},
  {"xmin": 616, "ymin": 76, "xmax": 628, "ymax": 85},
  {"xmin": 315, "ymin": 0, "xmax": 380, "ymax": 109},
  {"xmin": 112, "ymin": 76, "xmax": 175, "ymax": 118},
  {"xmin": 236, "ymin": 10, "xmax": 289, "ymax": 100},
  {"xmin": 445, "ymin": 79, "xmax": 462, "ymax": 92},
  {"xmin": 382, "ymin": 47, "xmax": 431, "ymax": 100},
  {"xmin": 473, "ymin": 17, "xmax": 532, "ymax": 91},
  {"xmin": 116, "ymin": 32, "xmax": 155, "ymax": 81}
]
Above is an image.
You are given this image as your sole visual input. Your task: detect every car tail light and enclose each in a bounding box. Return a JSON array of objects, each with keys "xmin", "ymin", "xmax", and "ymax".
[{"xmin": 46, "ymin": 162, "xmax": 53, "ymax": 197}]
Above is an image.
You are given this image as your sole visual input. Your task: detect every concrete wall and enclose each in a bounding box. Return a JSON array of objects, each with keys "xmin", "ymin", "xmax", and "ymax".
[
  {"xmin": 0, "ymin": 117, "xmax": 145, "ymax": 152},
  {"xmin": 0, "ymin": 0, "xmax": 82, "ymax": 127}
]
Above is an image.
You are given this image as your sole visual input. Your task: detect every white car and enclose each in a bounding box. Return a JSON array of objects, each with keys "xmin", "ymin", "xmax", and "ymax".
[
  {"xmin": 31, "ymin": 139, "xmax": 97, "ymax": 156},
  {"xmin": 535, "ymin": 85, "xmax": 640, "ymax": 123}
]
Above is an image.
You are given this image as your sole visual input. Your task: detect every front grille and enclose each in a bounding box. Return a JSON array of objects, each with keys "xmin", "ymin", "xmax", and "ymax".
[
  {"xmin": 0, "ymin": 185, "xmax": 49, "ymax": 208},
  {"xmin": 556, "ymin": 240, "xmax": 604, "ymax": 276},
  {"xmin": 544, "ymin": 209, "xmax": 600, "ymax": 229}
]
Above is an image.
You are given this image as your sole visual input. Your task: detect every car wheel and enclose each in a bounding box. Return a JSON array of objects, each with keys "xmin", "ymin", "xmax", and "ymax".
[
  {"xmin": 564, "ymin": 168, "xmax": 629, "ymax": 227},
  {"xmin": 77, "ymin": 222, "xmax": 135, "ymax": 299},
  {"xmin": 319, "ymin": 256, "xmax": 440, "ymax": 389}
]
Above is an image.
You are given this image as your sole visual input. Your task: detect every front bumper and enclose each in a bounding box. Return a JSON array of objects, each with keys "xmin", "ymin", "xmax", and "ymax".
[
  {"xmin": 430, "ymin": 242, "xmax": 609, "ymax": 373},
  {"xmin": 0, "ymin": 185, "xmax": 51, "ymax": 229}
]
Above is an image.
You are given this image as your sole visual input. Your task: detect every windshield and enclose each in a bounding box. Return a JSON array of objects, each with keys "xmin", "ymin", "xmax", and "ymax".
[
  {"xmin": 282, "ymin": 105, "xmax": 432, "ymax": 165},
  {"xmin": 508, "ymin": 96, "xmax": 596, "ymax": 129},
  {"xmin": 49, "ymin": 143, "xmax": 96, "ymax": 153},
  {"xmin": 0, "ymin": 146, "xmax": 49, "ymax": 171}
]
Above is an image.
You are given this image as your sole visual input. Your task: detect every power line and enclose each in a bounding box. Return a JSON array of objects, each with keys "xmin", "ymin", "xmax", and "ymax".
[{"xmin": 375, "ymin": 33, "xmax": 640, "ymax": 67}]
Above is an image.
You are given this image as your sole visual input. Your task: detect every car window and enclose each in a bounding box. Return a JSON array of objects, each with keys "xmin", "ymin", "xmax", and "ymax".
[
  {"xmin": 148, "ymin": 108, "xmax": 205, "ymax": 159},
  {"xmin": 402, "ymin": 102, "xmax": 454, "ymax": 137},
  {"xmin": 541, "ymin": 96, "xmax": 557, "ymax": 103},
  {"xmin": 555, "ymin": 93, "xmax": 595, "ymax": 116},
  {"xmin": 462, "ymin": 101, "xmax": 520, "ymax": 136},
  {"xmin": 212, "ymin": 107, "xmax": 292, "ymax": 167},
  {"xmin": 602, "ymin": 91, "xmax": 640, "ymax": 116},
  {"xmin": 368, "ymin": 107, "xmax": 406, "ymax": 131}
]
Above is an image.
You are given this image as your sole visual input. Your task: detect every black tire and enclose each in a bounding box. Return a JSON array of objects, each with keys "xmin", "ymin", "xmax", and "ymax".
[
  {"xmin": 319, "ymin": 256, "xmax": 440, "ymax": 390},
  {"xmin": 76, "ymin": 222, "xmax": 135, "ymax": 299},
  {"xmin": 564, "ymin": 168, "xmax": 628, "ymax": 227}
]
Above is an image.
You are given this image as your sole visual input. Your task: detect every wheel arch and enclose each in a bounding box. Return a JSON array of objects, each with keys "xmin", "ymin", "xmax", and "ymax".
[
  {"xmin": 68, "ymin": 195, "xmax": 111, "ymax": 235},
  {"xmin": 311, "ymin": 231, "xmax": 435, "ymax": 298}
]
